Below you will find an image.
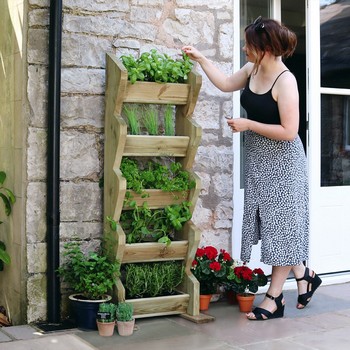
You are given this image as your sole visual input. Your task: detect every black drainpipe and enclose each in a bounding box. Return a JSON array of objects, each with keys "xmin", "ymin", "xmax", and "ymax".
[{"xmin": 47, "ymin": 0, "xmax": 62, "ymax": 323}]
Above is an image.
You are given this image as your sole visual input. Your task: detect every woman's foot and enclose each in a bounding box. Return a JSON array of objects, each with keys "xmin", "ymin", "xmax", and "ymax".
[
  {"xmin": 296, "ymin": 267, "xmax": 322, "ymax": 309},
  {"xmin": 246, "ymin": 293, "xmax": 285, "ymax": 320}
]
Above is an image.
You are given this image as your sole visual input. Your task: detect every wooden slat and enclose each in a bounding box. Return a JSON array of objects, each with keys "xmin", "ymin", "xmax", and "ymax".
[
  {"xmin": 124, "ymin": 81, "xmax": 190, "ymax": 105},
  {"xmin": 122, "ymin": 241, "xmax": 188, "ymax": 263},
  {"xmin": 123, "ymin": 135, "xmax": 189, "ymax": 157},
  {"xmin": 127, "ymin": 294, "xmax": 190, "ymax": 318}
]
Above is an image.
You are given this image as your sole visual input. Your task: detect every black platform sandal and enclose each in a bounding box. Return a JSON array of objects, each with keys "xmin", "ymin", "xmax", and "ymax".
[
  {"xmin": 247, "ymin": 293, "xmax": 285, "ymax": 321},
  {"xmin": 296, "ymin": 267, "xmax": 322, "ymax": 309}
]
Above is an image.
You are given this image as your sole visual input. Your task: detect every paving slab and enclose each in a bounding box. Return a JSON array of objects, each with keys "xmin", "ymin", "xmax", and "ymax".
[{"xmin": 0, "ymin": 334, "xmax": 97, "ymax": 350}]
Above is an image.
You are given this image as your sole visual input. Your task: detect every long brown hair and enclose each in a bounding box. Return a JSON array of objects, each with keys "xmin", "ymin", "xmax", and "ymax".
[{"xmin": 245, "ymin": 17, "xmax": 297, "ymax": 74}]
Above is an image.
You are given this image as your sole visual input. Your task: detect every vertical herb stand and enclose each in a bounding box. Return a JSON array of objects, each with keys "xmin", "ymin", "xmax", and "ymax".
[{"xmin": 104, "ymin": 53, "xmax": 213, "ymax": 322}]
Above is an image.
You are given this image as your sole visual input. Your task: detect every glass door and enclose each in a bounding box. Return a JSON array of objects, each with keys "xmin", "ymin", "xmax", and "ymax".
[
  {"xmin": 232, "ymin": 0, "xmax": 307, "ymax": 274},
  {"xmin": 308, "ymin": 0, "xmax": 350, "ymax": 274}
]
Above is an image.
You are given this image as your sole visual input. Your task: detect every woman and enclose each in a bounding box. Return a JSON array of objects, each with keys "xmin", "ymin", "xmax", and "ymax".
[{"xmin": 182, "ymin": 17, "xmax": 321, "ymax": 320}]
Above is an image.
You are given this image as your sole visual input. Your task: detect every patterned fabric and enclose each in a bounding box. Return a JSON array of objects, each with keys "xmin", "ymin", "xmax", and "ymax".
[
  {"xmin": 239, "ymin": 71, "xmax": 309, "ymax": 266},
  {"xmin": 240, "ymin": 131, "xmax": 309, "ymax": 266}
]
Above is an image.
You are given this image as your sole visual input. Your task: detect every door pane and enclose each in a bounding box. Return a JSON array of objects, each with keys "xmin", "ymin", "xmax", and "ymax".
[
  {"xmin": 321, "ymin": 95, "xmax": 350, "ymax": 186},
  {"xmin": 320, "ymin": 0, "xmax": 350, "ymax": 89}
]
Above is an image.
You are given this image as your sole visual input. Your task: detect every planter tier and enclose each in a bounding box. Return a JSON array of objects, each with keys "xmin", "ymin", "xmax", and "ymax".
[{"xmin": 104, "ymin": 52, "xmax": 202, "ymax": 320}]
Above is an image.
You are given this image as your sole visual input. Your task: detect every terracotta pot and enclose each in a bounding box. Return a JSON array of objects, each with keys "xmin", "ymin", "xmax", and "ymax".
[
  {"xmin": 236, "ymin": 293, "xmax": 255, "ymax": 313},
  {"xmin": 96, "ymin": 320, "xmax": 115, "ymax": 336},
  {"xmin": 116, "ymin": 319, "xmax": 135, "ymax": 336},
  {"xmin": 199, "ymin": 294, "xmax": 212, "ymax": 311}
]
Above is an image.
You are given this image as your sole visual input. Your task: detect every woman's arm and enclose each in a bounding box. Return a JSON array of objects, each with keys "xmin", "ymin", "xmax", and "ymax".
[
  {"xmin": 227, "ymin": 72, "xmax": 300, "ymax": 141},
  {"xmin": 182, "ymin": 46, "xmax": 251, "ymax": 92}
]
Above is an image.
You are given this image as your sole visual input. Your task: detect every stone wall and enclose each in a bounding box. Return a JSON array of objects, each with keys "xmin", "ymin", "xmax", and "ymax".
[{"xmin": 27, "ymin": 0, "xmax": 234, "ymax": 323}]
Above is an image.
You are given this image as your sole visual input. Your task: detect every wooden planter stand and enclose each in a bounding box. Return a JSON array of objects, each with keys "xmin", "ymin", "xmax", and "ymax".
[{"xmin": 104, "ymin": 52, "xmax": 210, "ymax": 322}]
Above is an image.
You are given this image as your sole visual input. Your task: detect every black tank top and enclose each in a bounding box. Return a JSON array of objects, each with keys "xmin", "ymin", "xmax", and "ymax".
[{"xmin": 240, "ymin": 70, "xmax": 289, "ymax": 125}]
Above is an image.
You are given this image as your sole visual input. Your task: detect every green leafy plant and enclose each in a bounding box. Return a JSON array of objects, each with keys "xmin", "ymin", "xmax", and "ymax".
[
  {"xmin": 120, "ymin": 201, "xmax": 192, "ymax": 244},
  {"xmin": 58, "ymin": 241, "xmax": 120, "ymax": 300},
  {"xmin": 116, "ymin": 302, "xmax": 133, "ymax": 322},
  {"xmin": 225, "ymin": 264, "xmax": 268, "ymax": 296},
  {"xmin": 164, "ymin": 105, "xmax": 175, "ymax": 136},
  {"xmin": 124, "ymin": 261, "xmax": 184, "ymax": 298},
  {"xmin": 97, "ymin": 302, "xmax": 116, "ymax": 323},
  {"xmin": 123, "ymin": 105, "xmax": 141, "ymax": 135},
  {"xmin": 120, "ymin": 158, "xmax": 195, "ymax": 194},
  {"xmin": 191, "ymin": 246, "xmax": 234, "ymax": 295},
  {"xmin": 142, "ymin": 106, "xmax": 159, "ymax": 135},
  {"xmin": 120, "ymin": 49, "xmax": 193, "ymax": 84},
  {"xmin": 0, "ymin": 171, "xmax": 16, "ymax": 268}
]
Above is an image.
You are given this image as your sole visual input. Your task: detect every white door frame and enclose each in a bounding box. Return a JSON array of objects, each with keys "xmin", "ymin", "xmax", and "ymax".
[{"xmin": 232, "ymin": 0, "xmax": 350, "ymax": 287}]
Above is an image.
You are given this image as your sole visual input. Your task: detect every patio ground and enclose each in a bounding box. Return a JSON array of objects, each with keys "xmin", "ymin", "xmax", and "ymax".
[{"xmin": 1, "ymin": 282, "xmax": 350, "ymax": 349}]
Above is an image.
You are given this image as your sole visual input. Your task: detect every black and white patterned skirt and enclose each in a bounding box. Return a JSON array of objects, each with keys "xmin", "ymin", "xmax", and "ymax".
[{"xmin": 240, "ymin": 131, "xmax": 309, "ymax": 266}]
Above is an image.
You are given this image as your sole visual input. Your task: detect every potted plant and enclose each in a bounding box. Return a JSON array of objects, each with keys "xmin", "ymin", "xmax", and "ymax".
[
  {"xmin": 116, "ymin": 302, "xmax": 134, "ymax": 336},
  {"xmin": 0, "ymin": 171, "xmax": 15, "ymax": 270},
  {"xmin": 96, "ymin": 302, "xmax": 116, "ymax": 337},
  {"xmin": 191, "ymin": 246, "xmax": 234, "ymax": 311},
  {"xmin": 226, "ymin": 265, "xmax": 268, "ymax": 312},
  {"xmin": 120, "ymin": 49, "xmax": 193, "ymax": 84},
  {"xmin": 58, "ymin": 241, "xmax": 120, "ymax": 330}
]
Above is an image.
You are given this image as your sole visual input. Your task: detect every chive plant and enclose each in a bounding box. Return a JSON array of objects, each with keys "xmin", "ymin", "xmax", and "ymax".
[
  {"xmin": 143, "ymin": 107, "xmax": 159, "ymax": 135},
  {"xmin": 123, "ymin": 105, "xmax": 140, "ymax": 135},
  {"xmin": 164, "ymin": 105, "xmax": 175, "ymax": 136}
]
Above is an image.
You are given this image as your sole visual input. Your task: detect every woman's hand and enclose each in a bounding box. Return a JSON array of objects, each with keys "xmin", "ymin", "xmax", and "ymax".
[
  {"xmin": 227, "ymin": 118, "xmax": 251, "ymax": 133},
  {"xmin": 181, "ymin": 46, "xmax": 205, "ymax": 63}
]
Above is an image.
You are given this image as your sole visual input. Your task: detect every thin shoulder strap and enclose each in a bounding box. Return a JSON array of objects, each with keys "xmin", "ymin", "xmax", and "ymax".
[{"xmin": 271, "ymin": 70, "xmax": 289, "ymax": 90}]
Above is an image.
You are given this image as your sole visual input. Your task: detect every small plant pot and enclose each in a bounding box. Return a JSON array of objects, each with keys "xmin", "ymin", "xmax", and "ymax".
[
  {"xmin": 199, "ymin": 294, "xmax": 212, "ymax": 311},
  {"xmin": 236, "ymin": 293, "xmax": 255, "ymax": 313},
  {"xmin": 96, "ymin": 320, "xmax": 115, "ymax": 337},
  {"xmin": 116, "ymin": 319, "xmax": 135, "ymax": 336}
]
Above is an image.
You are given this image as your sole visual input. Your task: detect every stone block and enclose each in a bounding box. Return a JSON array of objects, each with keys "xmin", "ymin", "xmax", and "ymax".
[
  {"xmin": 28, "ymin": 65, "xmax": 48, "ymax": 127},
  {"xmin": 60, "ymin": 182, "xmax": 102, "ymax": 222},
  {"xmin": 27, "ymin": 243, "xmax": 47, "ymax": 274},
  {"xmin": 62, "ymin": 33, "xmax": 111, "ymax": 68},
  {"xmin": 27, "ymin": 274, "xmax": 47, "ymax": 323},
  {"xmin": 61, "ymin": 68, "xmax": 105, "ymax": 94},
  {"xmin": 60, "ymin": 131, "xmax": 100, "ymax": 180},
  {"xmin": 26, "ymin": 182, "xmax": 47, "ymax": 243},
  {"xmin": 27, "ymin": 127, "xmax": 47, "ymax": 181},
  {"xmin": 61, "ymin": 95, "xmax": 104, "ymax": 129}
]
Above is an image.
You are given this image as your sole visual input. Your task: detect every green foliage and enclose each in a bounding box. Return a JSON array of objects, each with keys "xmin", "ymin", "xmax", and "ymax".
[
  {"xmin": 225, "ymin": 265, "xmax": 268, "ymax": 295},
  {"xmin": 116, "ymin": 302, "xmax": 133, "ymax": 322},
  {"xmin": 97, "ymin": 302, "xmax": 116, "ymax": 322},
  {"xmin": 143, "ymin": 107, "xmax": 159, "ymax": 135},
  {"xmin": 57, "ymin": 241, "xmax": 120, "ymax": 300},
  {"xmin": 0, "ymin": 171, "xmax": 16, "ymax": 268},
  {"xmin": 123, "ymin": 105, "xmax": 141, "ymax": 135},
  {"xmin": 164, "ymin": 105, "xmax": 175, "ymax": 136},
  {"xmin": 120, "ymin": 49, "xmax": 193, "ymax": 84},
  {"xmin": 124, "ymin": 261, "xmax": 184, "ymax": 298},
  {"xmin": 120, "ymin": 201, "xmax": 192, "ymax": 244},
  {"xmin": 120, "ymin": 157, "xmax": 195, "ymax": 194}
]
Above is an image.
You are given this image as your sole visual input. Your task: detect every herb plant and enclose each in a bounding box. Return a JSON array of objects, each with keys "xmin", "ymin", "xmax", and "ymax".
[
  {"xmin": 116, "ymin": 302, "xmax": 134, "ymax": 322},
  {"xmin": 97, "ymin": 302, "xmax": 116, "ymax": 323},
  {"xmin": 120, "ymin": 201, "xmax": 192, "ymax": 244},
  {"xmin": 120, "ymin": 49, "xmax": 193, "ymax": 84},
  {"xmin": 58, "ymin": 242, "xmax": 120, "ymax": 300},
  {"xmin": 124, "ymin": 261, "xmax": 184, "ymax": 298},
  {"xmin": 0, "ymin": 171, "xmax": 16, "ymax": 268},
  {"xmin": 120, "ymin": 157, "xmax": 195, "ymax": 194},
  {"xmin": 123, "ymin": 105, "xmax": 141, "ymax": 135},
  {"xmin": 143, "ymin": 107, "xmax": 159, "ymax": 135},
  {"xmin": 164, "ymin": 105, "xmax": 175, "ymax": 136}
]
